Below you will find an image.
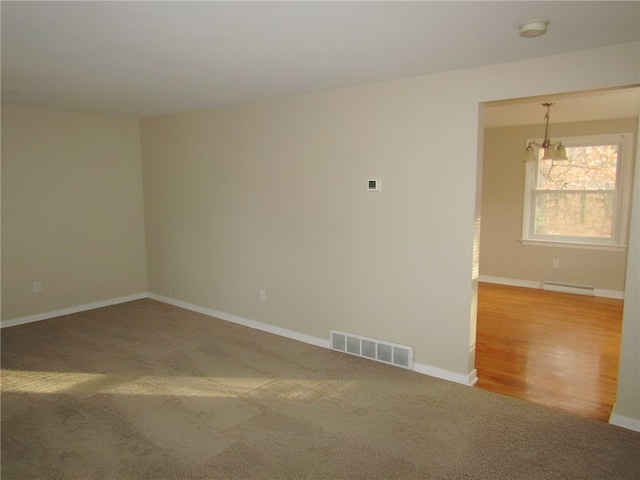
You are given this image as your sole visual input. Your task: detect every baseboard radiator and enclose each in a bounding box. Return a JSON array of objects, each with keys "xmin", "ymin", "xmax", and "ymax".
[
  {"xmin": 542, "ymin": 281, "xmax": 595, "ymax": 296},
  {"xmin": 330, "ymin": 330, "xmax": 414, "ymax": 370}
]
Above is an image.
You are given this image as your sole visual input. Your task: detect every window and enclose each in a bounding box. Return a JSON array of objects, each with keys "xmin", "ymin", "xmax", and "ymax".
[{"xmin": 522, "ymin": 133, "xmax": 634, "ymax": 250}]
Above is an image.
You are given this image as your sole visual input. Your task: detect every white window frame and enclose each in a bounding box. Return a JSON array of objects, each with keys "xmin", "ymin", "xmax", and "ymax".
[{"xmin": 521, "ymin": 133, "xmax": 634, "ymax": 251}]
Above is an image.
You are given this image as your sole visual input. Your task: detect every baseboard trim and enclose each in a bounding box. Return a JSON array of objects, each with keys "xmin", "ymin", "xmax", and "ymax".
[
  {"xmin": 594, "ymin": 289, "xmax": 625, "ymax": 300},
  {"xmin": 479, "ymin": 275, "xmax": 624, "ymax": 300},
  {"xmin": 147, "ymin": 293, "xmax": 330, "ymax": 349},
  {"xmin": 414, "ymin": 363, "xmax": 478, "ymax": 386},
  {"xmin": 0, "ymin": 293, "xmax": 149, "ymax": 329},
  {"xmin": 480, "ymin": 275, "xmax": 541, "ymax": 290},
  {"xmin": 609, "ymin": 413, "xmax": 640, "ymax": 432}
]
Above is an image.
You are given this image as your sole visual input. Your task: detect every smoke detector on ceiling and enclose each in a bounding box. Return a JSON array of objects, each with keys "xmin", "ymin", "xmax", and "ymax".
[{"xmin": 518, "ymin": 18, "xmax": 550, "ymax": 38}]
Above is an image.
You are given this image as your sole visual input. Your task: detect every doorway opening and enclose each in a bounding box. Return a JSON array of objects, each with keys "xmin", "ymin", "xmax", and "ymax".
[{"xmin": 473, "ymin": 87, "xmax": 639, "ymax": 421}]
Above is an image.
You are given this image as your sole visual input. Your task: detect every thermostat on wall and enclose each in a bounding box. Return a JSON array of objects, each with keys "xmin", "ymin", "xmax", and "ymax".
[{"xmin": 367, "ymin": 178, "xmax": 381, "ymax": 192}]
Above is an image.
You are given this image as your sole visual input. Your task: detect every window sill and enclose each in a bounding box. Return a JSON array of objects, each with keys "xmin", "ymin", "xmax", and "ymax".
[{"xmin": 519, "ymin": 239, "xmax": 627, "ymax": 252}]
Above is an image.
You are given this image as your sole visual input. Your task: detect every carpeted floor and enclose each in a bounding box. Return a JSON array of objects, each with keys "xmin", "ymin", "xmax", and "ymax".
[{"xmin": 1, "ymin": 299, "xmax": 639, "ymax": 479}]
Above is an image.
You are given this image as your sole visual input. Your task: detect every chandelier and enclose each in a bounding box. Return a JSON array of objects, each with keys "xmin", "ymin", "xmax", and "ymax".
[{"xmin": 523, "ymin": 102, "xmax": 568, "ymax": 162}]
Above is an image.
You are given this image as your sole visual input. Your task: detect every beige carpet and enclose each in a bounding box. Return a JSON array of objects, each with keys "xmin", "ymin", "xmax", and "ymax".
[{"xmin": 1, "ymin": 299, "xmax": 639, "ymax": 479}]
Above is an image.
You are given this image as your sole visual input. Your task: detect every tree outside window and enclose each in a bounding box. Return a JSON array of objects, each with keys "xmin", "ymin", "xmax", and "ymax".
[{"xmin": 522, "ymin": 133, "xmax": 634, "ymax": 250}]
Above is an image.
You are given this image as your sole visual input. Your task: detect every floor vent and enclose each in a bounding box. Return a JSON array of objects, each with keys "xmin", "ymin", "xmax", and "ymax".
[
  {"xmin": 330, "ymin": 330, "xmax": 413, "ymax": 370},
  {"xmin": 542, "ymin": 281, "xmax": 595, "ymax": 296}
]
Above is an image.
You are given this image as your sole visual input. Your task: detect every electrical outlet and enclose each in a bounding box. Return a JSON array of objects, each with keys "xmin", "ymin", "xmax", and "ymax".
[
  {"xmin": 33, "ymin": 281, "xmax": 42, "ymax": 293},
  {"xmin": 552, "ymin": 259, "xmax": 560, "ymax": 268},
  {"xmin": 259, "ymin": 289, "xmax": 266, "ymax": 302}
]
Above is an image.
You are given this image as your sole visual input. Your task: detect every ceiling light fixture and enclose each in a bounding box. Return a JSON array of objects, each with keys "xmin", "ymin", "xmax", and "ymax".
[
  {"xmin": 518, "ymin": 18, "xmax": 550, "ymax": 38},
  {"xmin": 523, "ymin": 102, "xmax": 568, "ymax": 162}
]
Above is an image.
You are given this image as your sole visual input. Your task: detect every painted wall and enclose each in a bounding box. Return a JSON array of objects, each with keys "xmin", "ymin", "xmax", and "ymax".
[
  {"xmin": 141, "ymin": 82, "xmax": 480, "ymax": 379},
  {"xmin": 141, "ymin": 42, "xmax": 639, "ymax": 385},
  {"xmin": 1, "ymin": 104, "xmax": 148, "ymax": 320},
  {"xmin": 613, "ymin": 117, "xmax": 640, "ymax": 428},
  {"xmin": 481, "ymin": 118, "xmax": 637, "ymax": 293}
]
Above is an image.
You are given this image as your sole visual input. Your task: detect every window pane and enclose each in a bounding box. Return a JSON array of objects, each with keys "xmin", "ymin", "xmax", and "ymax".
[
  {"xmin": 534, "ymin": 192, "xmax": 615, "ymax": 237},
  {"xmin": 537, "ymin": 145, "xmax": 618, "ymax": 190}
]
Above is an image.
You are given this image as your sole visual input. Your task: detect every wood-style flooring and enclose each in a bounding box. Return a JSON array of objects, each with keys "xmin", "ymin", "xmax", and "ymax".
[{"xmin": 475, "ymin": 282, "xmax": 624, "ymax": 422}]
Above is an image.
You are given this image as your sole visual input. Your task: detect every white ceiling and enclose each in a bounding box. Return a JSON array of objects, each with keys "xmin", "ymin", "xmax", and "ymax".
[{"xmin": 2, "ymin": 1, "xmax": 639, "ymax": 119}]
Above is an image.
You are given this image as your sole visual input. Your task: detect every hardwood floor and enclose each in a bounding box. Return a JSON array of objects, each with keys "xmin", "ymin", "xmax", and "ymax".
[{"xmin": 475, "ymin": 282, "xmax": 624, "ymax": 422}]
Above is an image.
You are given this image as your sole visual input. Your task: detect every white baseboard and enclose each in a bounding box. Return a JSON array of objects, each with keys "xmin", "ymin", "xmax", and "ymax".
[
  {"xmin": 594, "ymin": 289, "xmax": 625, "ymax": 300},
  {"xmin": 149, "ymin": 293, "xmax": 477, "ymax": 387},
  {"xmin": 479, "ymin": 275, "xmax": 624, "ymax": 300},
  {"xmin": 148, "ymin": 293, "xmax": 330, "ymax": 349},
  {"xmin": 480, "ymin": 275, "xmax": 541, "ymax": 290},
  {"xmin": 0, "ymin": 293, "xmax": 149, "ymax": 329},
  {"xmin": 609, "ymin": 412, "xmax": 640, "ymax": 432},
  {"xmin": 414, "ymin": 363, "xmax": 478, "ymax": 386}
]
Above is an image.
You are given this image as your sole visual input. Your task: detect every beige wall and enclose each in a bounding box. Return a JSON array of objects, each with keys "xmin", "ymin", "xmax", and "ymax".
[
  {"xmin": 615, "ymin": 117, "xmax": 640, "ymax": 425},
  {"xmin": 1, "ymin": 104, "xmax": 148, "ymax": 320},
  {"xmin": 141, "ymin": 83, "xmax": 481, "ymax": 377},
  {"xmin": 141, "ymin": 42, "xmax": 639, "ymax": 382},
  {"xmin": 480, "ymin": 118, "xmax": 637, "ymax": 292}
]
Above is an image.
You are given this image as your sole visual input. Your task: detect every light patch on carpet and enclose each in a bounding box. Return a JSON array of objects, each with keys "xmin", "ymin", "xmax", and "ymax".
[
  {"xmin": 1, "ymin": 369, "xmax": 359, "ymax": 401},
  {"xmin": 1, "ymin": 369, "xmax": 104, "ymax": 394},
  {"xmin": 247, "ymin": 378, "xmax": 353, "ymax": 402}
]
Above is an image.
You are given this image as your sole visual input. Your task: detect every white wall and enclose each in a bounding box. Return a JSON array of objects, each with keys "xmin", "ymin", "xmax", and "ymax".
[
  {"xmin": 141, "ymin": 42, "xmax": 639, "ymax": 391},
  {"xmin": 1, "ymin": 104, "xmax": 148, "ymax": 321}
]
